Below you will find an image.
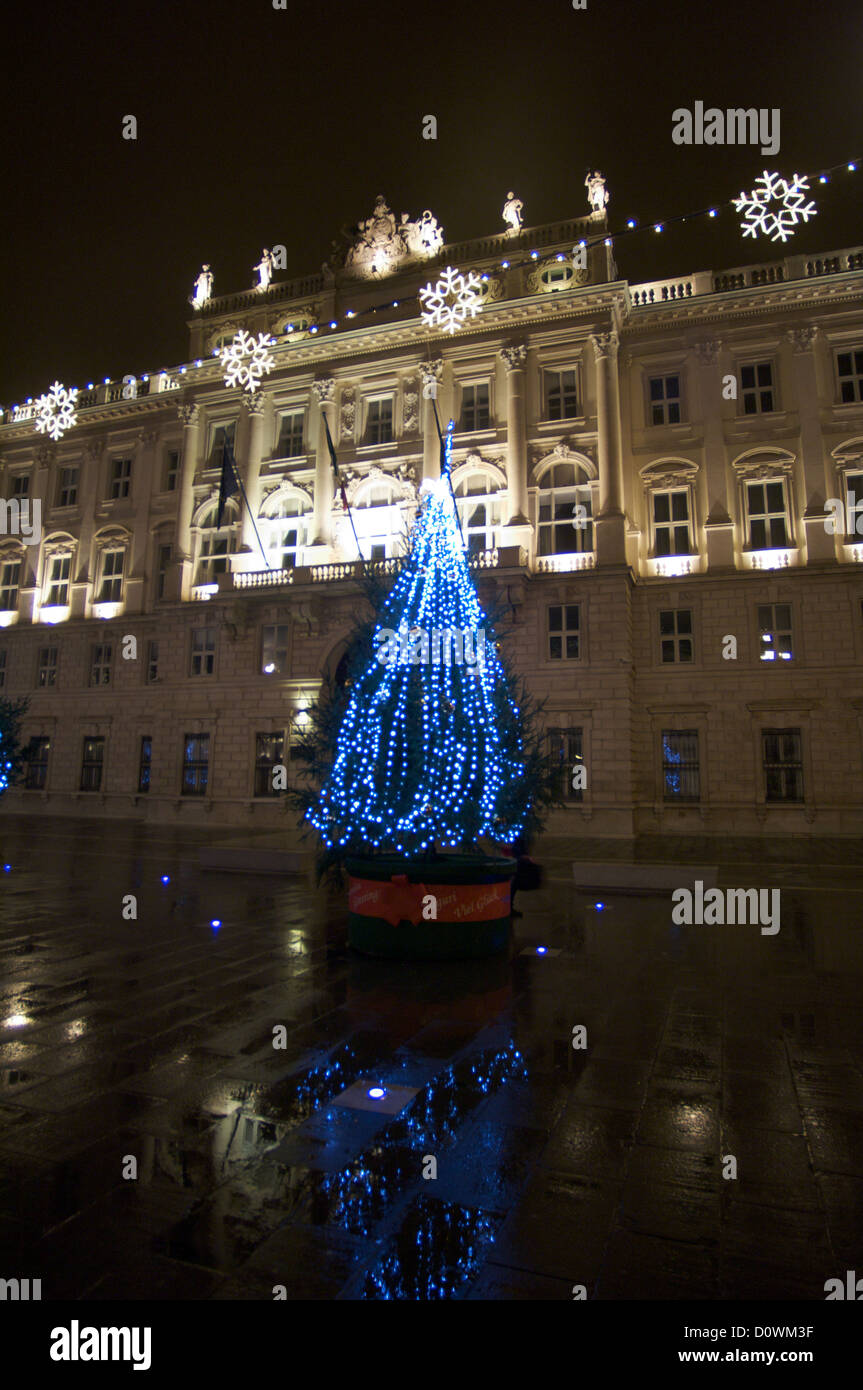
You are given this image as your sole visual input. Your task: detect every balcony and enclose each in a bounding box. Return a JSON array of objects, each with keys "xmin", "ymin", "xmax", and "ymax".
[
  {"xmin": 630, "ymin": 244, "xmax": 863, "ymax": 309},
  {"xmin": 229, "ymin": 548, "xmax": 529, "ymax": 592}
]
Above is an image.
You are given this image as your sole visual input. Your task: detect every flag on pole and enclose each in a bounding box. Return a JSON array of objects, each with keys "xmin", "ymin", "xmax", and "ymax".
[
  {"xmin": 217, "ymin": 435, "xmax": 241, "ymax": 528},
  {"xmin": 321, "ymin": 411, "xmax": 366, "ymax": 572}
]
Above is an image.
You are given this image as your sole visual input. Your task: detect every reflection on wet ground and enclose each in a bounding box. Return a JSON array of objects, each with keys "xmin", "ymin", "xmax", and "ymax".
[{"xmin": 1, "ymin": 817, "xmax": 862, "ymax": 1300}]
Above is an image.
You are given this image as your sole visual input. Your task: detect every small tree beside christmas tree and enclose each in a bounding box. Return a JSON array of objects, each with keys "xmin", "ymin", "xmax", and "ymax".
[{"xmin": 0, "ymin": 698, "xmax": 28, "ymax": 797}]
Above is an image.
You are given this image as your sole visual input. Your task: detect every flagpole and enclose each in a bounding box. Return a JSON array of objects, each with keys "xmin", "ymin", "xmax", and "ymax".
[
  {"xmin": 232, "ymin": 459, "xmax": 273, "ymax": 572},
  {"xmin": 431, "ymin": 400, "xmax": 466, "ymax": 549},
  {"xmin": 321, "ymin": 412, "xmax": 367, "ymax": 579}
]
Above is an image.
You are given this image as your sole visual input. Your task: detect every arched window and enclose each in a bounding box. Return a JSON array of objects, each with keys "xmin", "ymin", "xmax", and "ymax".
[
  {"xmin": 354, "ymin": 480, "xmax": 401, "ymax": 560},
  {"xmin": 266, "ymin": 495, "xmax": 310, "ymax": 570},
  {"xmin": 537, "ymin": 462, "xmax": 594, "ymax": 556},
  {"xmin": 196, "ymin": 504, "xmax": 238, "ymax": 584},
  {"xmin": 454, "ymin": 472, "xmax": 502, "ymax": 552}
]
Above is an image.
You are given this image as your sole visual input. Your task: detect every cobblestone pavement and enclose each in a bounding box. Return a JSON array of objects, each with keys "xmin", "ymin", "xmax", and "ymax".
[{"xmin": 0, "ymin": 816, "xmax": 862, "ymax": 1300}]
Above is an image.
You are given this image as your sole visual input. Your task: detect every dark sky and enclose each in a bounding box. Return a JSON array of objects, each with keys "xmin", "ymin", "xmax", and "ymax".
[{"xmin": 3, "ymin": 0, "xmax": 861, "ymax": 405}]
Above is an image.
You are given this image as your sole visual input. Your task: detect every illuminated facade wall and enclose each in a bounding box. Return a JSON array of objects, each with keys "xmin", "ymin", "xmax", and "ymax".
[{"xmin": 1, "ymin": 215, "xmax": 861, "ymax": 838}]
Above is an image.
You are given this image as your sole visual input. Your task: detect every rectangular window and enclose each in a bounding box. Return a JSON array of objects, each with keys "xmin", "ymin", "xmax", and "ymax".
[
  {"xmin": 757, "ymin": 603, "xmax": 793, "ymax": 662},
  {"xmin": 276, "ymin": 411, "xmax": 305, "ymax": 457},
  {"xmin": 37, "ymin": 647, "xmax": 58, "ymax": 688},
  {"xmin": 547, "ymin": 604, "xmax": 580, "ymax": 660},
  {"xmin": 98, "ymin": 550, "xmax": 124, "ymax": 602},
  {"xmin": 0, "ymin": 649, "xmax": 5, "ymax": 689},
  {"xmin": 210, "ymin": 423, "xmax": 236, "ymax": 468},
  {"xmin": 548, "ymin": 727, "xmax": 584, "ymax": 803},
  {"xmin": 653, "ymin": 490, "xmax": 691, "ymax": 556},
  {"xmin": 844, "ymin": 471, "xmax": 863, "ymax": 536},
  {"xmin": 110, "ymin": 457, "xmax": 132, "ymax": 500},
  {"xmin": 182, "ymin": 733, "xmax": 209, "ymax": 796},
  {"xmin": 46, "ymin": 554, "xmax": 71, "ymax": 606},
  {"xmin": 190, "ymin": 626, "xmax": 216, "ymax": 676},
  {"xmin": 261, "ymin": 624, "xmax": 289, "ymax": 675},
  {"xmin": 659, "ymin": 608, "xmax": 694, "ymax": 663},
  {"xmin": 255, "ymin": 731, "xmax": 286, "ymax": 796},
  {"xmin": 59, "ymin": 467, "xmax": 79, "ymax": 507},
  {"xmin": 545, "ymin": 370, "xmax": 579, "ymax": 421},
  {"xmin": 165, "ymin": 450, "xmax": 180, "ymax": 492},
  {"xmin": 662, "ymin": 729, "xmax": 700, "ymax": 802},
  {"xmin": 0, "ymin": 561, "xmax": 20, "ymax": 611},
  {"xmin": 762, "ymin": 728, "xmax": 803, "ymax": 802},
  {"xmin": 648, "ymin": 374, "xmax": 681, "ymax": 426},
  {"xmin": 89, "ymin": 642, "xmax": 113, "ymax": 686},
  {"xmin": 138, "ymin": 736, "xmax": 152, "ymax": 793},
  {"xmin": 747, "ymin": 481, "xmax": 788, "ymax": 549},
  {"xmin": 24, "ymin": 736, "xmax": 50, "ymax": 790},
  {"xmin": 12, "ymin": 475, "xmax": 29, "ymax": 498},
  {"xmin": 836, "ymin": 348, "xmax": 863, "ymax": 404},
  {"xmin": 366, "ymin": 397, "xmax": 394, "ymax": 445},
  {"xmin": 146, "ymin": 640, "xmax": 159, "ymax": 683},
  {"xmin": 460, "ymin": 383, "xmax": 491, "ymax": 431},
  {"xmin": 80, "ymin": 737, "xmax": 105, "ymax": 792},
  {"xmin": 740, "ymin": 361, "xmax": 774, "ymax": 415},
  {"xmin": 156, "ymin": 543, "xmax": 172, "ymax": 600}
]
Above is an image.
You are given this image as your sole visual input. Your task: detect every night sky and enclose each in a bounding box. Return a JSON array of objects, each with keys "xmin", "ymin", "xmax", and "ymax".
[{"xmin": 3, "ymin": 0, "xmax": 860, "ymax": 406}]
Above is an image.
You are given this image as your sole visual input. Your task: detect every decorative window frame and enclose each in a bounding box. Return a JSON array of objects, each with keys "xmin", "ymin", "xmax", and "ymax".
[
  {"xmin": 91, "ymin": 527, "xmax": 130, "ymax": 610},
  {"xmin": 260, "ymin": 483, "xmax": 314, "ymax": 567},
  {"xmin": 272, "ymin": 406, "xmax": 308, "ymax": 460},
  {"xmin": 831, "ymin": 440, "xmax": 863, "ymax": 545},
  {"xmin": 451, "ymin": 457, "xmax": 507, "ymax": 550},
  {"xmin": 731, "ymin": 448, "xmax": 797, "ymax": 559},
  {"xmin": 735, "ymin": 356, "xmax": 780, "ymax": 417},
  {"xmin": 639, "ymin": 458, "xmax": 699, "ymax": 564},
  {"xmin": 540, "ymin": 364, "xmax": 583, "ymax": 424},
  {"xmin": 533, "ymin": 448, "xmax": 599, "ymax": 563},
  {"xmin": 361, "ymin": 392, "xmax": 397, "ymax": 449}
]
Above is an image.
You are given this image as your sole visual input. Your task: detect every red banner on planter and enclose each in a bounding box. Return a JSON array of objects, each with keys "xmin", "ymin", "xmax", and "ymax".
[{"xmin": 348, "ymin": 875, "xmax": 511, "ymax": 928}]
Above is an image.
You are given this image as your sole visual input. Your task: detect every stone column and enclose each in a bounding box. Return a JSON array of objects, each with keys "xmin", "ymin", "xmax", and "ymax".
[
  {"xmin": 500, "ymin": 345, "xmax": 530, "ymax": 529},
  {"xmin": 176, "ymin": 402, "xmax": 201, "ymax": 600},
  {"xmin": 590, "ymin": 330, "xmax": 626, "ymax": 564},
  {"xmin": 694, "ymin": 340, "xmax": 735, "ymax": 569},
  {"xmin": 419, "ymin": 360, "xmax": 443, "ymax": 481},
  {"xmin": 311, "ymin": 378, "xmax": 335, "ymax": 551},
  {"xmin": 124, "ymin": 429, "xmax": 155, "ymax": 613},
  {"xmin": 238, "ymin": 392, "xmax": 267, "ymax": 569},
  {"xmin": 788, "ymin": 327, "xmax": 833, "ymax": 563}
]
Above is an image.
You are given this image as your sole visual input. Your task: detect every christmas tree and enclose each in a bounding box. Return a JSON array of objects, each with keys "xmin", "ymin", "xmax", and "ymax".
[
  {"xmin": 303, "ymin": 420, "xmax": 550, "ymax": 864},
  {"xmin": 0, "ymin": 698, "xmax": 28, "ymax": 796}
]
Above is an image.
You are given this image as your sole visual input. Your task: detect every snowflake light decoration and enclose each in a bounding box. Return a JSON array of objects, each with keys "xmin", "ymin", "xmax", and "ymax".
[
  {"xmin": 33, "ymin": 381, "xmax": 78, "ymax": 441},
  {"xmin": 419, "ymin": 265, "xmax": 482, "ymax": 335},
  {"xmin": 220, "ymin": 330, "xmax": 276, "ymax": 393},
  {"xmin": 733, "ymin": 171, "xmax": 817, "ymax": 243}
]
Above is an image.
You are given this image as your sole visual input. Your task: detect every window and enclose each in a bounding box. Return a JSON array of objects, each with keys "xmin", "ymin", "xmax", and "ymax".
[
  {"xmin": 0, "ymin": 561, "xmax": 21, "ymax": 610},
  {"xmin": 190, "ymin": 627, "xmax": 216, "ymax": 676},
  {"xmin": 659, "ymin": 609, "xmax": 693, "ymax": 663},
  {"xmin": 24, "ymin": 736, "xmax": 50, "ymax": 790},
  {"xmin": 355, "ymin": 481, "xmax": 400, "ymax": 560},
  {"xmin": 459, "ymin": 384, "xmax": 490, "ymax": 431},
  {"xmin": 197, "ymin": 508, "xmax": 236, "ymax": 583},
  {"xmin": 740, "ymin": 362, "xmax": 774, "ymax": 414},
  {"xmin": 165, "ymin": 450, "xmax": 180, "ymax": 492},
  {"xmin": 156, "ymin": 543, "xmax": 172, "ymax": 600},
  {"xmin": 37, "ymin": 647, "xmax": 58, "ymax": 688},
  {"xmin": 648, "ymin": 374, "xmax": 682, "ymax": 425},
  {"xmin": 12, "ymin": 475, "xmax": 29, "ymax": 498},
  {"xmin": 545, "ymin": 370, "xmax": 579, "ymax": 420},
  {"xmin": 844, "ymin": 471, "xmax": 863, "ymax": 536},
  {"xmin": 98, "ymin": 550, "xmax": 124, "ymax": 602},
  {"xmin": 652, "ymin": 490, "xmax": 691, "ymax": 557},
  {"xmin": 46, "ymin": 554, "xmax": 71, "ymax": 606},
  {"xmin": 366, "ymin": 397, "xmax": 393, "ymax": 444},
  {"xmin": 762, "ymin": 728, "xmax": 803, "ymax": 801},
  {"xmin": 836, "ymin": 349, "xmax": 863, "ymax": 404},
  {"xmin": 276, "ymin": 411, "xmax": 305, "ymax": 458},
  {"xmin": 547, "ymin": 604, "xmax": 580, "ymax": 660},
  {"xmin": 138, "ymin": 736, "xmax": 152, "ymax": 793},
  {"xmin": 59, "ymin": 467, "xmax": 79, "ymax": 507},
  {"xmin": 746, "ymin": 481, "xmax": 788, "ymax": 549},
  {"xmin": 80, "ymin": 737, "xmax": 105, "ymax": 792},
  {"xmin": 210, "ymin": 423, "xmax": 236, "ymax": 468},
  {"xmin": 109, "ymin": 457, "xmax": 132, "ymax": 500},
  {"xmin": 548, "ymin": 727, "xmax": 584, "ymax": 802},
  {"xmin": 146, "ymin": 640, "xmax": 159, "ymax": 683},
  {"xmin": 538, "ymin": 462, "xmax": 594, "ymax": 556},
  {"xmin": 540, "ymin": 265, "xmax": 575, "ymax": 292},
  {"xmin": 89, "ymin": 642, "xmax": 113, "ymax": 686},
  {"xmin": 757, "ymin": 603, "xmax": 793, "ymax": 662},
  {"xmin": 182, "ymin": 733, "xmax": 209, "ymax": 795},
  {"xmin": 455, "ymin": 474, "xmax": 502, "ymax": 553},
  {"xmin": 255, "ymin": 732, "xmax": 286, "ymax": 796},
  {"xmin": 662, "ymin": 730, "xmax": 700, "ymax": 802},
  {"xmin": 261, "ymin": 624, "xmax": 289, "ymax": 675},
  {"xmin": 268, "ymin": 499, "xmax": 307, "ymax": 570}
]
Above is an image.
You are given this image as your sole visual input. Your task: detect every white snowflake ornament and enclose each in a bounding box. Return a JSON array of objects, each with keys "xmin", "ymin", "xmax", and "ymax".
[
  {"xmin": 419, "ymin": 265, "xmax": 482, "ymax": 334},
  {"xmin": 33, "ymin": 381, "xmax": 78, "ymax": 441},
  {"xmin": 733, "ymin": 171, "xmax": 817, "ymax": 243},
  {"xmin": 220, "ymin": 330, "xmax": 276, "ymax": 393}
]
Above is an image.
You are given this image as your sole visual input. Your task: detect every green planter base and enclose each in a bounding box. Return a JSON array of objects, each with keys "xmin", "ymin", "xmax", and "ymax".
[{"xmin": 345, "ymin": 853, "xmax": 516, "ymax": 961}]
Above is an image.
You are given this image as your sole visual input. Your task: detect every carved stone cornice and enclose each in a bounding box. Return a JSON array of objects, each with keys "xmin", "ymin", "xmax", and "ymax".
[
  {"xmin": 312, "ymin": 378, "xmax": 335, "ymax": 405},
  {"xmin": 501, "ymin": 344, "xmax": 527, "ymax": 372},
  {"xmin": 178, "ymin": 403, "xmax": 201, "ymax": 427},
  {"xmin": 589, "ymin": 330, "xmax": 618, "ymax": 361},
  {"xmin": 787, "ymin": 325, "xmax": 818, "ymax": 354},
  {"xmin": 242, "ymin": 392, "xmax": 267, "ymax": 417}
]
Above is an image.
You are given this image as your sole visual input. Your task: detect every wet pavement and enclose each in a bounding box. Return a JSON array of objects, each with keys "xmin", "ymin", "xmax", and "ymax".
[{"xmin": 1, "ymin": 817, "xmax": 862, "ymax": 1301}]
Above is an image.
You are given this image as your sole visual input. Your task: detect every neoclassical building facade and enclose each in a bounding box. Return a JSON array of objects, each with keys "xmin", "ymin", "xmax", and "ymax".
[{"xmin": 1, "ymin": 195, "xmax": 862, "ymax": 839}]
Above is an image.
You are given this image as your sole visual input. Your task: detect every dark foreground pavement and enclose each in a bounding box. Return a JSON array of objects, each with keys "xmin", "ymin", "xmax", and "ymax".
[{"xmin": 1, "ymin": 816, "xmax": 862, "ymax": 1301}]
